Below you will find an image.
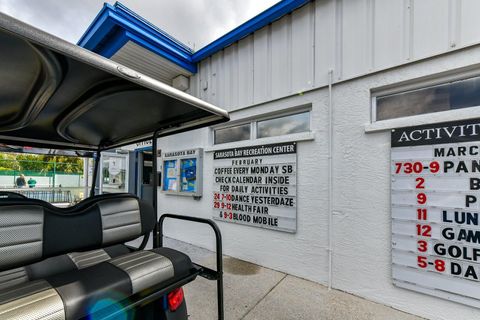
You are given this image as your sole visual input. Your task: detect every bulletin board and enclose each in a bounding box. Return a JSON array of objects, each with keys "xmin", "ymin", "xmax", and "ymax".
[{"xmin": 162, "ymin": 148, "xmax": 202, "ymax": 197}]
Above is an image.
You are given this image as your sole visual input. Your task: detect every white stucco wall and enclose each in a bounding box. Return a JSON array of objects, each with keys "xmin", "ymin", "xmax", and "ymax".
[
  {"xmin": 155, "ymin": 43, "xmax": 480, "ymax": 320},
  {"xmin": 326, "ymin": 47, "xmax": 480, "ymax": 320}
]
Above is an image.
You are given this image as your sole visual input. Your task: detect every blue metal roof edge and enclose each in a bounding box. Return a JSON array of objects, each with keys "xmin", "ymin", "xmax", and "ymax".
[
  {"xmin": 113, "ymin": 2, "xmax": 193, "ymax": 54},
  {"xmin": 191, "ymin": 0, "xmax": 310, "ymax": 62},
  {"xmin": 77, "ymin": 2, "xmax": 197, "ymax": 73},
  {"xmin": 78, "ymin": 0, "xmax": 310, "ymax": 74},
  {"xmin": 78, "ymin": 3, "xmax": 112, "ymax": 48}
]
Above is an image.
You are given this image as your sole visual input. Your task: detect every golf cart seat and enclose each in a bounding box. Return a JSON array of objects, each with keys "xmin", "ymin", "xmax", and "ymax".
[
  {"xmin": 0, "ymin": 244, "xmax": 132, "ymax": 291},
  {"xmin": 0, "ymin": 194, "xmax": 194, "ymax": 319}
]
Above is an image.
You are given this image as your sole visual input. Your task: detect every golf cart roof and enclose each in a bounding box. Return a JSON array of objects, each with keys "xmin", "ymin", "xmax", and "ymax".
[{"xmin": 0, "ymin": 13, "xmax": 229, "ymax": 152}]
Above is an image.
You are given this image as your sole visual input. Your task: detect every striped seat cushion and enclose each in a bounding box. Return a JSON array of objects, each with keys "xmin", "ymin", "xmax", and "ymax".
[
  {"xmin": 0, "ymin": 244, "xmax": 131, "ymax": 291},
  {"xmin": 0, "ymin": 247, "xmax": 192, "ymax": 320}
]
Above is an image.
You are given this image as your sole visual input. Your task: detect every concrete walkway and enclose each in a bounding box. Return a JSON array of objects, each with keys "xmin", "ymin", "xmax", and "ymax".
[{"xmin": 164, "ymin": 238, "xmax": 423, "ymax": 320}]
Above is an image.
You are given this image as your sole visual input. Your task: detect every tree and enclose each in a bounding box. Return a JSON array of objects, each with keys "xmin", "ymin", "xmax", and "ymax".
[{"xmin": 0, "ymin": 153, "xmax": 83, "ymax": 174}]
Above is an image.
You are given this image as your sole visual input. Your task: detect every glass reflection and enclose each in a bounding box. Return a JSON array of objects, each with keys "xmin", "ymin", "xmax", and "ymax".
[
  {"xmin": 376, "ymin": 76, "xmax": 480, "ymax": 121},
  {"xmin": 257, "ymin": 112, "xmax": 310, "ymax": 138},
  {"xmin": 214, "ymin": 124, "xmax": 251, "ymax": 144}
]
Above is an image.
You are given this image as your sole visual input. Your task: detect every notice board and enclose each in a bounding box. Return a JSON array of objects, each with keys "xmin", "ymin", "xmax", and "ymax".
[
  {"xmin": 162, "ymin": 148, "xmax": 203, "ymax": 197},
  {"xmin": 212, "ymin": 142, "xmax": 297, "ymax": 232},
  {"xmin": 391, "ymin": 119, "xmax": 480, "ymax": 308}
]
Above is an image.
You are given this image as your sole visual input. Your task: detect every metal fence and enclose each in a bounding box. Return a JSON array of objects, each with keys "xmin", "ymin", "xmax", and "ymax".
[
  {"xmin": 4, "ymin": 188, "xmax": 73, "ymax": 203},
  {"xmin": 0, "ymin": 158, "xmax": 83, "ymax": 188},
  {"xmin": 0, "ymin": 157, "xmax": 86, "ymax": 204}
]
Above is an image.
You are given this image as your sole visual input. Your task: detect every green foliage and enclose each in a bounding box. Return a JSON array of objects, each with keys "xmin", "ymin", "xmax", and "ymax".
[{"xmin": 0, "ymin": 153, "xmax": 83, "ymax": 175}]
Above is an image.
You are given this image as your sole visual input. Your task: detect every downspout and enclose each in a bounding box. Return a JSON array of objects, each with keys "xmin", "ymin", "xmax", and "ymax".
[{"xmin": 328, "ymin": 69, "xmax": 334, "ymax": 290}]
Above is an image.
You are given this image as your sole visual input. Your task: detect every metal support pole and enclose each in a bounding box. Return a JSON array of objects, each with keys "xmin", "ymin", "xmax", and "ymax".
[
  {"xmin": 83, "ymin": 158, "xmax": 89, "ymax": 199},
  {"xmin": 90, "ymin": 149, "xmax": 101, "ymax": 198},
  {"xmin": 152, "ymin": 131, "xmax": 160, "ymax": 248},
  {"xmin": 158, "ymin": 214, "xmax": 224, "ymax": 320},
  {"xmin": 52, "ymin": 157, "xmax": 56, "ymax": 202}
]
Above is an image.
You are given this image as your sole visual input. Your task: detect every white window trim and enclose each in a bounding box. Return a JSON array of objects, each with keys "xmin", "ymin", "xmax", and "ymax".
[
  {"xmin": 365, "ymin": 105, "xmax": 480, "ymax": 133},
  {"xmin": 205, "ymin": 131, "xmax": 315, "ymax": 153},
  {"xmin": 250, "ymin": 121, "xmax": 257, "ymax": 141}
]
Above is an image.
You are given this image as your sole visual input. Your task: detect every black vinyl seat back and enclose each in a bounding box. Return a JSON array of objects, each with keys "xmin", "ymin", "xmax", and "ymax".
[
  {"xmin": 0, "ymin": 192, "xmax": 135, "ymax": 212},
  {"xmin": 0, "ymin": 191, "xmax": 27, "ymax": 199},
  {"xmin": 0, "ymin": 194, "xmax": 155, "ymax": 271}
]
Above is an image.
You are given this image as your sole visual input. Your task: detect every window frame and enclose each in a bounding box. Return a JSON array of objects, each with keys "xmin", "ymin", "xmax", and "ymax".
[
  {"xmin": 213, "ymin": 122, "xmax": 252, "ymax": 145},
  {"xmin": 211, "ymin": 107, "xmax": 312, "ymax": 146},
  {"xmin": 368, "ymin": 66, "xmax": 480, "ymax": 132},
  {"xmin": 256, "ymin": 111, "xmax": 311, "ymax": 139}
]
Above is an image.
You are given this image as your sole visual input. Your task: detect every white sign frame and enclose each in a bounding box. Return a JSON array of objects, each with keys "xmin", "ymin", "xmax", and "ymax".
[
  {"xmin": 391, "ymin": 119, "xmax": 480, "ymax": 308},
  {"xmin": 212, "ymin": 142, "xmax": 297, "ymax": 233}
]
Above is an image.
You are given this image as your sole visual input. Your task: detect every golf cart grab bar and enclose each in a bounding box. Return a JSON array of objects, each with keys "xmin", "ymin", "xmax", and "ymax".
[{"xmin": 158, "ymin": 213, "xmax": 224, "ymax": 320}]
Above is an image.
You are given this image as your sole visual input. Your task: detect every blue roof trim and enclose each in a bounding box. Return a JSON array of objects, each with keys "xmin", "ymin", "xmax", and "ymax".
[
  {"xmin": 78, "ymin": 0, "xmax": 309, "ymax": 74},
  {"xmin": 113, "ymin": 2, "xmax": 193, "ymax": 54},
  {"xmin": 98, "ymin": 29, "xmax": 129, "ymax": 58},
  {"xmin": 126, "ymin": 31, "xmax": 197, "ymax": 73},
  {"xmin": 78, "ymin": 2, "xmax": 196, "ymax": 73},
  {"xmin": 191, "ymin": 0, "xmax": 310, "ymax": 62},
  {"xmin": 78, "ymin": 3, "xmax": 115, "ymax": 50}
]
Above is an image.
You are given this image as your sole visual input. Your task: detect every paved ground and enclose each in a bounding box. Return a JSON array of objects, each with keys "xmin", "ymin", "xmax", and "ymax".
[{"xmin": 164, "ymin": 238, "xmax": 423, "ymax": 320}]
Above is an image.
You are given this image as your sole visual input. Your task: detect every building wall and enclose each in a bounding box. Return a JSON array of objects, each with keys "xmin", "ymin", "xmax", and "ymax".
[
  {"xmin": 188, "ymin": 0, "xmax": 480, "ymax": 112},
  {"xmin": 325, "ymin": 47, "xmax": 480, "ymax": 320},
  {"xmin": 157, "ymin": 42, "xmax": 480, "ymax": 320},
  {"xmin": 151, "ymin": 1, "xmax": 480, "ymax": 319}
]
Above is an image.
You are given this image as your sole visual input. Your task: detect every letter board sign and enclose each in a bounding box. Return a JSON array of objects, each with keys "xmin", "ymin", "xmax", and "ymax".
[
  {"xmin": 391, "ymin": 119, "xmax": 480, "ymax": 308},
  {"xmin": 213, "ymin": 142, "xmax": 297, "ymax": 233}
]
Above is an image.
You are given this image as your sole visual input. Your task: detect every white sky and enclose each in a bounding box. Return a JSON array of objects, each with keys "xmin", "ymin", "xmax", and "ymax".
[{"xmin": 0, "ymin": 0, "xmax": 280, "ymax": 50}]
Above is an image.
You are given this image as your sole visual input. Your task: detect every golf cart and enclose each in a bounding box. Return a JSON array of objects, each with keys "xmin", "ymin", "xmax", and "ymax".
[{"xmin": 0, "ymin": 12, "xmax": 228, "ymax": 320}]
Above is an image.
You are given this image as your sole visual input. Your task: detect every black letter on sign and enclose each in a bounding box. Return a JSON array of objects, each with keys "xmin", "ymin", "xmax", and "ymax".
[
  {"xmin": 444, "ymin": 161, "xmax": 454, "ymax": 173},
  {"xmin": 451, "ymin": 262, "xmax": 462, "ymax": 275},
  {"xmin": 471, "ymin": 178, "xmax": 480, "ymax": 190},
  {"xmin": 466, "ymin": 195, "xmax": 477, "ymax": 207}
]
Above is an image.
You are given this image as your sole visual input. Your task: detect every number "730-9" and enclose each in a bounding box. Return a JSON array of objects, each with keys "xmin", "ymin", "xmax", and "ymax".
[{"xmin": 395, "ymin": 161, "xmax": 440, "ymax": 174}]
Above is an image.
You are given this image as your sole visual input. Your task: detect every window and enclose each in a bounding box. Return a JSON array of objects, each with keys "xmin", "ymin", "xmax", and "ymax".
[
  {"xmin": 101, "ymin": 154, "xmax": 128, "ymax": 194},
  {"xmin": 214, "ymin": 123, "xmax": 251, "ymax": 144},
  {"xmin": 374, "ymin": 75, "xmax": 480, "ymax": 121},
  {"xmin": 257, "ymin": 112, "xmax": 310, "ymax": 138},
  {"xmin": 213, "ymin": 110, "xmax": 311, "ymax": 145}
]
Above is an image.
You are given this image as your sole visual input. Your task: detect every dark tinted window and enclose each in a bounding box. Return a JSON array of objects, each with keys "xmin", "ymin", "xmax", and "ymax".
[
  {"xmin": 214, "ymin": 124, "xmax": 251, "ymax": 144},
  {"xmin": 376, "ymin": 76, "xmax": 480, "ymax": 121},
  {"xmin": 257, "ymin": 112, "xmax": 310, "ymax": 138}
]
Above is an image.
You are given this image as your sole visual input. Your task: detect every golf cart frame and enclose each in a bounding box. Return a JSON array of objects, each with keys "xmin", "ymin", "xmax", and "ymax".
[{"xmin": 0, "ymin": 11, "xmax": 227, "ymax": 320}]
